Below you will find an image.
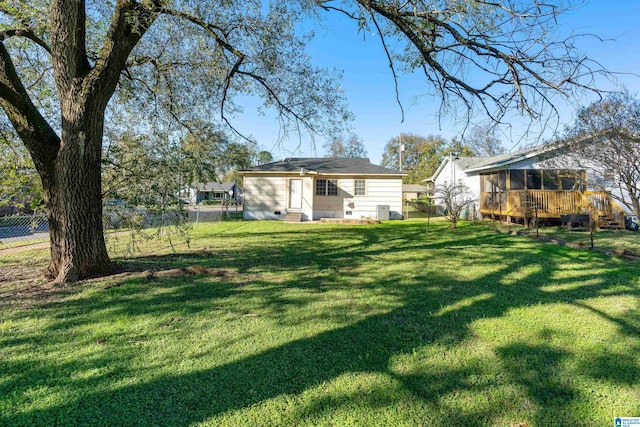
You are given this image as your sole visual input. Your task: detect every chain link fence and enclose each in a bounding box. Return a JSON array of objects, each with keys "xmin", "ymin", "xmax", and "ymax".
[
  {"xmin": 0, "ymin": 204, "xmax": 243, "ymax": 255},
  {"xmin": 0, "ymin": 213, "xmax": 49, "ymax": 251}
]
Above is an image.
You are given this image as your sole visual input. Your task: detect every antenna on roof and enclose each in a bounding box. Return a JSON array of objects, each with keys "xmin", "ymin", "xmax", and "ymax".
[{"xmin": 399, "ymin": 133, "xmax": 405, "ymax": 172}]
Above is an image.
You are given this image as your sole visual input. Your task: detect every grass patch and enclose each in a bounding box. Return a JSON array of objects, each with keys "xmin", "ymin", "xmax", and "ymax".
[
  {"xmin": 485, "ymin": 220, "xmax": 640, "ymax": 255},
  {"xmin": 1, "ymin": 220, "xmax": 640, "ymax": 426}
]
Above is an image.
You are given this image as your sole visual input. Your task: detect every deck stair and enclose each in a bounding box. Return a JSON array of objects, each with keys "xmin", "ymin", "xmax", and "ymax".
[
  {"xmin": 582, "ymin": 191, "xmax": 626, "ymax": 230},
  {"xmin": 283, "ymin": 211, "xmax": 303, "ymax": 222},
  {"xmin": 597, "ymin": 214, "xmax": 624, "ymax": 230}
]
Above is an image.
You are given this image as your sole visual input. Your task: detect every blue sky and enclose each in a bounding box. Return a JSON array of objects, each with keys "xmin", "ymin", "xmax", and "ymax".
[{"xmin": 236, "ymin": 1, "xmax": 640, "ymax": 164}]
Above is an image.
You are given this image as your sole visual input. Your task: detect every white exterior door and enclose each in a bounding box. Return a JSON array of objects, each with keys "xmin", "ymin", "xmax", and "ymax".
[{"xmin": 289, "ymin": 179, "xmax": 302, "ymax": 209}]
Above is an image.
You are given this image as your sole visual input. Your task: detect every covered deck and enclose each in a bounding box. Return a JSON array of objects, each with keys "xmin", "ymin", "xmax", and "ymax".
[{"xmin": 478, "ymin": 169, "xmax": 626, "ymax": 226}]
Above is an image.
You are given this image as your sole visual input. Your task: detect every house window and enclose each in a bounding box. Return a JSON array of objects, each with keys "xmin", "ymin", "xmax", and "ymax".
[
  {"xmin": 316, "ymin": 179, "xmax": 339, "ymax": 196},
  {"xmin": 558, "ymin": 170, "xmax": 584, "ymax": 191},
  {"xmin": 510, "ymin": 170, "xmax": 525, "ymax": 190},
  {"xmin": 354, "ymin": 179, "xmax": 366, "ymax": 196},
  {"xmin": 543, "ymin": 170, "xmax": 559, "ymax": 190},
  {"xmin": 526, "ymin": 170, "xmax": 542, "ymax": 190}
]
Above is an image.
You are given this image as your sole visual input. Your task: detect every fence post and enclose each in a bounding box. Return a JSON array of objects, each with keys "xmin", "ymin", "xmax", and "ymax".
[{"xmin": 590, "ymin": 214, "xmax": 594, "ymax": 249}]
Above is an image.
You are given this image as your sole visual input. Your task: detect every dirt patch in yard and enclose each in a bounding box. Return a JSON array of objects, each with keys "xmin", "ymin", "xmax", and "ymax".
[
  {"xmin": 1, "ymin": 249, "xmax": 240, "ymax": 308},
  {"xmin": 0, "ymin": 266, "xmax": 58, "ymax": 309}
]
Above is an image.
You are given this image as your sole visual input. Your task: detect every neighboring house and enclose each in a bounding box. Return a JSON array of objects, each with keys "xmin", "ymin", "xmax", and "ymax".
[
  {"xmin": 240, "ymin": 158, "xmax": 405, "ymax": 221},
  {"xmin": 402, "ymin": 184, "xmax": 430, "ymax": 202},
  {"xmin": 187, "ymin": 181, "xmax": 242, "ymax": 204},
  {"xmin": 427, "ymin": 142, "xmax": 628, "ymax": 227}
]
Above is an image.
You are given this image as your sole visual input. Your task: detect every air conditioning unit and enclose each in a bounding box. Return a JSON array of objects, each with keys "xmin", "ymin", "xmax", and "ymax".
[{"xmin": 376, "ymin": 205, "xmax": 390, "ymax": 221}]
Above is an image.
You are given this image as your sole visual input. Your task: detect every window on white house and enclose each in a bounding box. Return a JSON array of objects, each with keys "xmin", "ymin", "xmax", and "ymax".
[
  {"xmin": 327, "ymin": 179, "xmax": 338, "ymax": 195},
  {"xmin": 354, "ymin": 179, "xmax": 366, "ymax": 196},
  {"xmin": 316, "ymin": 179, "xmax": 339, "ymax": 196}
]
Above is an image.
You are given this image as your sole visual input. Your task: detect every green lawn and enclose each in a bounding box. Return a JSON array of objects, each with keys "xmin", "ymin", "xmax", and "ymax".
[
  {"xmin": 492, "ymin": 222, "xmax": 640, "ymax": 255},
  {"xmin": 1, "ymin": 220, "xmax": 639, "ymax": 426}
]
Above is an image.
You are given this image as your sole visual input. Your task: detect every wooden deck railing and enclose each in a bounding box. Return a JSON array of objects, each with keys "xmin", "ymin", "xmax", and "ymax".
[
  {"xmin": 480, "ymin": 190, "xmax": 621, "ymax": 220},
  {"xmin": 526, "ymin": 190, "xmax": 583, "ymax": 215},
  {"xmin": 584, "ymin": 191, "xmax": 627, "ymax": 224}
]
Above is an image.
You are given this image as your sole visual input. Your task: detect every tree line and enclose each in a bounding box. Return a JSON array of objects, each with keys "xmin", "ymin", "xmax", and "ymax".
[{"xmin": 379, "ymin": 125, "xmax": 505, "ymax": 184}]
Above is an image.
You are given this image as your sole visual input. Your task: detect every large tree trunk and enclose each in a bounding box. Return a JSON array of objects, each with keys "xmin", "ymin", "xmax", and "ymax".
[
  {"xmin": 1, "ymin": 1, "xmax": 159, "ymax": 283},
  {"xmin": 44, "ymin": 111, "xmax": 112, "ymax": 283}
]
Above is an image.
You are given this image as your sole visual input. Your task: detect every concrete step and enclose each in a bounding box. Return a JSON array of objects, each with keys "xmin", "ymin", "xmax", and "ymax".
[{"xmin": 283, "ymin": 212, "xmax": 303, "ymax": 222}]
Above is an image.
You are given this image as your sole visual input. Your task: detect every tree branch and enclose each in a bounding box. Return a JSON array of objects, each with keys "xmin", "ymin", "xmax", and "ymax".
[
  {"xmin": 0, "ymin": 43, "xmax": 60, "ymax": 177},
  {"xmin": 368, "ymin": 10, "xmax": 405, "ymax": 122},
  {"xmin": 84, "ymin": 0, "xmax": 164, "ymax": 107},
  {"xmin": 339, "ymin": 0, "xmax": 607, "ymax": 126},
  {"xmin": 0, "ymin": 28, "xmax": 52, "ymax": 54}
]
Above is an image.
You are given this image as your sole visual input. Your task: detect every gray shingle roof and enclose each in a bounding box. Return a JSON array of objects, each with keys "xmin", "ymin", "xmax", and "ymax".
[
  {"xmin": 427, "ymin": 145, "xmax": 559, "ymax": 182},
  {"xmin": 241, "ymin": 158, "xmax": 404, "ymax": 175},
  {"xmin": 460, "ymin": 138, "xmax": 583, "ymax": 172},
  {"xmin": 195, "ymin": 182, "xmax": 236, "ymax": 192},
  {"xmin": 402, "ymin": 184, "xmax": 429, "ymax": 192},
  {"xmin": 452, "ymin": 156, "xmax": 487, "ymax": 170}
]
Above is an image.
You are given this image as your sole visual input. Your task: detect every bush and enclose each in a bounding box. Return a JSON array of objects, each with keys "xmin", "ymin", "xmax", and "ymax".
[{"xmin": 409, "ymin": 197, "xmax": 436, "ymax": 214}]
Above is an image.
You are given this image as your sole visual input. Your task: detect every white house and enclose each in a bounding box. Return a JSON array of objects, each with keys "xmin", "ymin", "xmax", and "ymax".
[
  {"xmin": 186, "ymin": 181, "xmax": 242, "ymax": 205},
  {"xmin": 427, "ymin": 142, "xmax": 630, "ymax": 228},
  {"xmin": 240, "ymin": 158, "xmax": 406, "ymax": 221},
  {"xmin": 402, "ymin": 183, "xmax": 430, "ymax": 202}
]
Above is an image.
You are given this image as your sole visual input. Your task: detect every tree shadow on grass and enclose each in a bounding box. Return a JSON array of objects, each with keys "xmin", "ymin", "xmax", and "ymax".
[{"xmin": 2, "ymin": 222, "xmax": 640, "ymax": 426}]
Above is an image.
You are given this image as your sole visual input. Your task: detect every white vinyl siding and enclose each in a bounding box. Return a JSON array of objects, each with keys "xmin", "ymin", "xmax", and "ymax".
[
  {"xmin": 242, "ymin": 175, "xmax": 287, "ymax": 219},
  {"xmin": 345, "ymin": 178, "xmax": 403, "ymax": 219},
  {"xmin": 313, "ymin": 176, "xmax": 403, "ymax": 220}
]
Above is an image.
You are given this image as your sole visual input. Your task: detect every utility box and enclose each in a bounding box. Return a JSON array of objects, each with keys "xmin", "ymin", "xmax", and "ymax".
[{"xmin": 376, "ymin": 205, "xmax": 390, "ymax": 221}]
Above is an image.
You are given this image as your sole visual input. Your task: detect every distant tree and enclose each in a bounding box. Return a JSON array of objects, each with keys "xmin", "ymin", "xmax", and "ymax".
[
  {"xmin": 435, "ymin": 182, "xmax": 477, "ymax": 230},
  {"xmin": 103, "ymin": 126, "xmax": 248, "ymax": 203},
  {"xmin": 222, "ymin": 169, "xmax": 244, "ymax": 186},
  {"xmin": 447, "ymin": 137, "xmax": 476, "ymax": 158},
  {"xmin": 257, "ymin": 151, "xmax": 274, "ymax": 165},
  {"xmin": 180, "ymin": 126, "xmax": 241, "ymax": 184},
  {"xmin": 324, "ymin": 134, "xmax": 367, "ymax": 158},
  {"xmin": 0, "ymin": 133, "xmax": 43, "ymax": 213},
  {"xmin": 381, "ymin": 134, "xmax": 448, "ymax": 183},
  {"xmin": 101, "ymin": 125, "xmax": 256, "ymax": 250},
  {"xmin": 463, "ymin": 126, "xmax": 506, "ymax": 157},
  {"xmin": 561, "ymin": 91, "xmax": 640, "ymax": 218},
  {"xmin": 222, "ymin": 142, "xmax": 256, "ymax": 174}
]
